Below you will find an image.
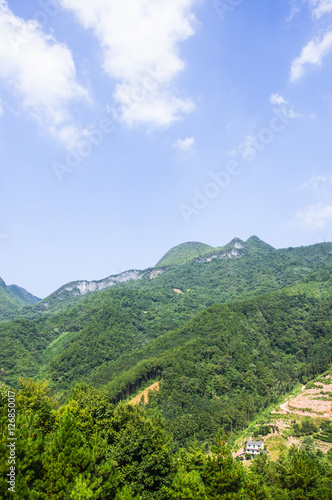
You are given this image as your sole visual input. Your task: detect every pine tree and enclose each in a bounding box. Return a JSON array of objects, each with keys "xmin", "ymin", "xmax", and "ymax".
[
  {"xmin": 39, "ymin": 410, "xmax": 95, "ymax": 499},
  {"xmin": 201, "ymin": 431, "xmax": 245, "ymax": 499},
  {"xmin": 107, "ymin": 404, "xmax": 173, "ymax": 499},
  {"xmin": 168, "ymin": 468, "xmax": 207, "ymax": 499}
]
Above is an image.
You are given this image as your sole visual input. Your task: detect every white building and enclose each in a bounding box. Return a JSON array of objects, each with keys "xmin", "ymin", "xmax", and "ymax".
[{"xmin": 245, "ymin": 440, "xmax": 264, "ymax": 456}]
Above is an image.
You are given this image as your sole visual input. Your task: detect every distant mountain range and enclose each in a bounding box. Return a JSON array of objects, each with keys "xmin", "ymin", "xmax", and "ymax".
[
  {"xmin": 2, "ymin": 235, "xmax": 332, "ymax": 320},
  {"xmin": 47, "ymin": 234, "xmax": 331, "ymax": 298},
  {"xmin": 0, "ymin": 277, "xmax": 40, "ymax": 319}
]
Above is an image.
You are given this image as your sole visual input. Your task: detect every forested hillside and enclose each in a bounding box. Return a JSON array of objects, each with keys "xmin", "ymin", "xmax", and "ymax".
[
  {"xmin": 1, "ymin": 237, "xmax": 332, "ymax": 497},
  {"xmin": 0, "ymin": 278, "xmax": 40, "ymax": 321},
  {"xmin": 96, "ymin": 286, "xmax": 332, "ymax": 446},
  {"xmin": 1, "ymin": 262, "xmax": 332, "ymax": 448},
  {"xmin": 1, "ymin": 379, "xmax": 332, "ymax": 499}
]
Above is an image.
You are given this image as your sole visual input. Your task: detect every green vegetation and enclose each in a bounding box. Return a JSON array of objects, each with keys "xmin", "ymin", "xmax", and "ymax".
[
  {"xmin": 315, "ymin": 421, "xmax": 332, "ymax": 443},
  {"xmin": 100, "ymin": 291, "xmax": 332, "ymax": 447},
  {"xmin": 1, "ymin": 238, "xmax": 332, "ymax": 448},
  {"xmin": 1, "ymin": 237, "xmax": 332, "ymax": 496},
  {"xmin": 293, "ymin": 418, "xmax": 318, "ymax": 437},
  {"xmin": 2, "ymin": 277, "xmax": 332, "ymax": 448},
  {"xmin": 253, "ymin": 424, "xmax": 272, "ymax": 438},
  {"xmin": 0, "ymin": 278, "xmax": 40, "ymax": 321},
  {"xmin": 155, "ymin": 241, "xmax": 213, "ymax": 267},
  {"xmin": 1, "ymin": 380, "xmax": 332, "ymax": 499}
]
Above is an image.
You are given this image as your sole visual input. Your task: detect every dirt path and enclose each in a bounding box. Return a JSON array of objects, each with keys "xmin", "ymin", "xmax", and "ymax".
[
  {"xmin": 128, "ymin": 381, "xmax": 160, "ymax": 406},
  {"xmin": 232, "ymin": 446, "xmax": 245, "ymax": 458}
]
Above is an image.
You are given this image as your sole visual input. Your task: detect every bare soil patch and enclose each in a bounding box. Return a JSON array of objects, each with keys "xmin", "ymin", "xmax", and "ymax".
[
  {"xmin": 128, "ymin": 381, "xmax": 160, "ymax": 406},
  {"xmin": 274, "ymin": 380, "xmax": 332, "ymax": 419}
]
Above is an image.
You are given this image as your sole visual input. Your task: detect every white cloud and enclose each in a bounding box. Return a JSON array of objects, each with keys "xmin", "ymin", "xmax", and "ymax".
[
  {"xmin": 290, "ymin": 31, "xmax": 332, "ymax": 81},
  {"xmin": 270, "ymin": 93, "xmax": 302, "ymax": 118},
  {"xmin": 270, "ymin": 93, "xmax": 288, "ymax": 106},
  {"xmin": 229, "ymin": 94, "xmax": 302, "ymax": 162},
  {"xmin": 61, "ymin": 0, "xmax": 197, "ymax": 128},
  {"xmin": 172, "ymin": 136, "xmax": 195, "ymax": 153},
  {"xmin": 292, "ymin": 175, "xmax": 332, "ymax": 229},
  {"xmin": 0, "ymin": 1, "xmax": 89, "ymax": 148},
  {"xmin": 239, "ymin": 135, "xmax": 256, "ymax": 160},
  {"xmin": 309, "ymin": 0, "xmax": 332, "ymax": 18},
  {"xmin": 0, "ymin": 98, "xmax": 3, "ymax": 116},
  {"xmin": 300, "ymin": 174, "xmax": 332, "ymax": 195},
  {"xmin": 293, "ymin": 203, "xmax": 332, "ymax": 229},
  {"xmin": 112, "ymin": 84, "xmax": 195, "ymax": 128},
  {"xmin": 286, "ymin": 1, "xmax": 302, "ymax": 22}
]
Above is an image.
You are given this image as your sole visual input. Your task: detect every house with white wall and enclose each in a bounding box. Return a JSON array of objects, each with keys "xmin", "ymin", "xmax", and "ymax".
[{"xmin": 245, "ymin": 440, "xmax": 264, "ymax": 457}]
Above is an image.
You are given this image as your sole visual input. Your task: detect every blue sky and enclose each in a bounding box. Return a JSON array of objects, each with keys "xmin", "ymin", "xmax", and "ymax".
[{"xmin": 1, "ymin": 0, "xmax": 332, "ymax": 297}]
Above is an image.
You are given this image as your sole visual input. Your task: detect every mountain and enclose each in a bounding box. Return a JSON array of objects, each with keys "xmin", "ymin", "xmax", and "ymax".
[
  {"xmin": 0, "ymin": 277, "xmax": 40, "ymax": 319},
  {"xmin": 155, "ymin": 236, "xmax": 273, "ymax": 267},
  {"xmin": 15, "ymin": 235, "xmax": 332, "ymax": 319},
  {"xmin": 1, "ymin": 236, "xmax": 332, "ymax": 445},
  {"xmin": 2, "ymin": 239, "xmax": 332, "ymax": 498},
  {"xmin": 7, "ymin": 284, "xmax": 41, "ymax": 305},
  {"xmin": 2, "ymin": 263, "xmax": 331, "ymax": 446},
  {"xmin": 155, "ymin": 241, "xmax": 213, "ymax": 267}
]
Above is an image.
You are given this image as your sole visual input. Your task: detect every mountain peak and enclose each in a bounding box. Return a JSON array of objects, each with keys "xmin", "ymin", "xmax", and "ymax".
[
  {"xmin": 155, "ymin": 241, "xmax": 213, "ymax": 267},
  {"xmin": 155, "ymin": 237, "xmax": 275, "ymax": 268},
  {"xmin": 7, "ymin": 284, "xmax": 41, "ymax": 305},
  {"xmin": 245, "ymin": 236, "xmax": 274, "ymax": 250},
  {"xmin": 0, "ymin": 277, "xmax": 40, "ymax": 315}
]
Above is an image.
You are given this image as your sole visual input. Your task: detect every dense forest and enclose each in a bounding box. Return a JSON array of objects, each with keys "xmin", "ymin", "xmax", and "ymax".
[
  {"xmin": 1, "ymin": 379, "xmax": 332, "ymax": 499},
  {"xmin": 1, "ymin": 268, "xmax": 332, "ymax": 446}
]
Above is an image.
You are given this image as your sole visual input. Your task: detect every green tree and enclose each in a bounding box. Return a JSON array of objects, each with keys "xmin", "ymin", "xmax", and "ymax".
[
  {"xmin": 39, "ymin": 410, "xmax": 98, "ymax": 499},
  {"xmin": 115, "ymin": 484, "xmax": 140, "ymax": 499},
  {"xmin": 107, "ymin": 404, "xmax": 174, "ymax": 499},
  {"xmin": 201, "ymin": 431, "xmax": 245, "ymax": 499},
  {"xmin": 0, "ymin": 398, "xmax": 44, "ymax": 498},
  {"xmin": 275, "ymin": 446, "xmax": 332, "ymax": 499},
  {"xmin": 168, "ymin": 468, "xmax": 206, "ymax": 499},
  {"xmin": 300, "ymin": 436, "xmax": 316, "ymax": 455},
  {"xmin": 16, "ymin": 378, "xmax": 57, "ymax": 435}
]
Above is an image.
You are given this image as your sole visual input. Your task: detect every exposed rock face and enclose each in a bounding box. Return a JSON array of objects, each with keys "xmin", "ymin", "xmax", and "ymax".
[
  {"xmin": 54, "ymin": 270, "xmax": 145, "ymax": 299},
  {"xmin": 149, "ymin": 269, "xmax": 163, "ymax": 279},
  {"xmin": 39, "ymin": 268, "xmax": 165, "ymax": 307},
  {"xmin": 38, "ymin": 236, "xmax": 273, "ymax": 307},
  {"xmin": 195, "ymin": 240, "xmax": 245, "ymax": 263}
]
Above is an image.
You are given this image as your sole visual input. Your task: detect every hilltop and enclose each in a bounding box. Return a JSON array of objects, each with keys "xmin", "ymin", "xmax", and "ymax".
[
  {"xmin": 155, "ymin": 241, "xmax": 213, "ymax": 267},
  {"xmin": 0, "ymin": 277, "xmax": 40, "ymax": 320}
]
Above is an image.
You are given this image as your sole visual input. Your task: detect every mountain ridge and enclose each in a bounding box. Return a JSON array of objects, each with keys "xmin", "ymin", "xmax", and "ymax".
[
  {"xmin": 2, "ymin": 236, "xmax": 332, "ymax": 321},
  {"xmin": 0, "ymin": 277, "xmax": 40, "ymax": 319},
  {"xmin": 38, "ymin": 235, "xmax": 276, "ymax": 307}
]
